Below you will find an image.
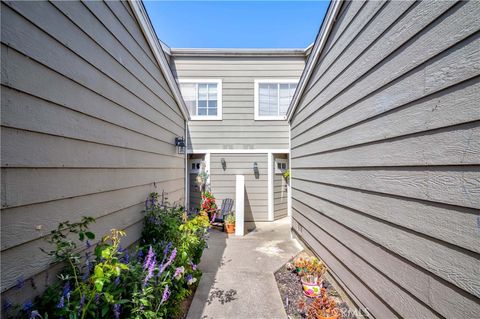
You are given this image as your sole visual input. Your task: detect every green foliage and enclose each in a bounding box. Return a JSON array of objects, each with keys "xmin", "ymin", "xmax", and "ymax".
[
  {"xmin": 7, "ymin": 192, "xmax": 210, "ymax": 319},
  {"xmin": 225, "ymin": 213, "xmax": 235, "ymax": 225},
  {"xmin": 41, "ymin": 216, "xmax": 95, "ymax": 265}
]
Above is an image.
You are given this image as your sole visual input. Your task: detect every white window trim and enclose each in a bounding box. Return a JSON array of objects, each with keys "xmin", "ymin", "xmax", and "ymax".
[
  {"xmin": 275, "ymin": 158, "xmax": 288, "ymax": 174},
  {"xmin": 254, "ymin": 79, "xmax": 299, "ymax": 121},
  {"xmin": 178, "ymin": 79, "xmax": 223, "ymax": 121}
]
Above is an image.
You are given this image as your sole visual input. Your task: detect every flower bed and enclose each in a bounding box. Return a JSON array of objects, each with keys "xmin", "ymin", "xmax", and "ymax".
[
  {"xmin": 5, "ymin": 192, "xmax": 210, "ymax": 319},
  {"xmin": 275, "ymin": 253, "xmax": 356, "ymax": 319}
]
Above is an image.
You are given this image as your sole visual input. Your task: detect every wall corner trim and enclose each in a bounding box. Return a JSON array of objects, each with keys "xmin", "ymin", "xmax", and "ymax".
[
  {"xmin": 128, "ymin": 0, "xmax": 190, "ymax": 120},
  {"xmin": 286, "ymin": 0, "xmax": 343, "ymax": 122}
]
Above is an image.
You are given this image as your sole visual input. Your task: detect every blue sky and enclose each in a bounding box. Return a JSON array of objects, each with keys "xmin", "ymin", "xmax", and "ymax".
[{"xmin": 144, "ymin": 1, "xmax": 330, "ymax": 48}]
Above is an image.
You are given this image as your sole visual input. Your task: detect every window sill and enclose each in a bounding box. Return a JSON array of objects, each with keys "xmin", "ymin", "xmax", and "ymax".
[
  {"xmin": 254, "ymin": 116, "xmax": 287, "ymax": 121},
  {"xmin": 190, "ymin": 116, "xmax": 223, "ymax": 121}
]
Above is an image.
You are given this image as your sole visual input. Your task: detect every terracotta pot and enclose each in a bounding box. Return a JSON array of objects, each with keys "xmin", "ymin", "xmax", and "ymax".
[
  {"xmin": 301, "ymin": 276, "xmax": 322, "ymax": 298},
  {"xmin": 225, "ymin": 223, "xmax": 235, "ymax": 234}
]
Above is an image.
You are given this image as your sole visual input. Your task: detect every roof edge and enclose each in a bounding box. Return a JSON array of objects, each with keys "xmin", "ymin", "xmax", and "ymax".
[
  {"xmin": 286, "ymin": 0, "xmax": 344, "ymax": 122},
  {"xmin": 128, "ymin": 0, "xmax": 190, "ymax": 121},
  {"xmin": 169, "ymin": 48, "xmax": 308, "ymax": 57}
]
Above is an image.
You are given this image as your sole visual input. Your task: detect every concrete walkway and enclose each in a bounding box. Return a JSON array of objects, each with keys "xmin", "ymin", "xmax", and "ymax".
[{"xmin": 187, "ymin": 218, "xmax": 303, "ymax": 319}]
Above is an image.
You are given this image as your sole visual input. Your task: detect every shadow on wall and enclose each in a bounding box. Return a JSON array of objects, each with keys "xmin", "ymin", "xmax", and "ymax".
[{"xmin": 244, "ymin": 188, "xmax": 257, "ymax": 234}]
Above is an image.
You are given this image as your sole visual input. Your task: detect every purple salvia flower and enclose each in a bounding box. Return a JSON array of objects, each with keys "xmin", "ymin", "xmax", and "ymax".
[
  {"xmin": 161, "ymin": 242, "xmax": 172, "ymax": 265},
  {"xmin": 190, "ymin": 261, "xmax": 197, "ymax": 271},
  {"xmin": 143, "ymin": 254, "xmax": 156, "ymax": 287},
  {"xmin": 143, "ymin": 246, "xmax": 155, "ymax": 271},
  {"xmin": 158, "ymin": 248, "xmax": 177, "ymax": 275},
  {"xmin": 23, "ymin": 301, "xmax": 33, "ymax": 312},
  {"xmin": 16, "ymin": 276, "xmax": 25, "ymax": 289},
  {"xmin": 161, "ymin": 285, "xmax": 170, "ymax": 304},
  {"xmin": 94, "ymin": 294, "xmax": 99, "ymax": 304},
  {"xmin": 113, "ymin": 304, "xmax": 121, "ymax": 319},
  {"xmin": 121, "ymin": 250, "xmax": 130, "ymax": 264},
  {"xmin": 114, "ymin": 277, "xmax": 120, "ymax": 287},
  {"xmin": 86, "ymin": 240, "xmax": 91, "ymax": 249},
  {"xmin": 62, "ymin": 282, "xmax": 71, "ymax": 297},
  {"xmin": 3, "ymin": 299, "xmax": 12, "ymax": 312},
  {"xmin": 78, "ymin": 294, "xmax": 85, "ymax": 316},
  {"xmin": 56, "ymin": 296, "xmax": 64, "ymax": 309}
]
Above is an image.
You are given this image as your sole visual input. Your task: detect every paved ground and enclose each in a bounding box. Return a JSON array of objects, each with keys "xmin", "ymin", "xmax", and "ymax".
[{"xmin": 187, "ymin": 218, "xmax": 303, "ymax": 319}]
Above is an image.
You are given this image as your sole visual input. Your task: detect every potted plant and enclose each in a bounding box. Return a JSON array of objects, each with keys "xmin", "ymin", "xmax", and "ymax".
[
  {"xmin": 301, "ymin": 274, "xmax": 322, "ymax": 297},
  {"xmin": 294, "ymin": 256, "xmax": 326, "ymax": 297},
  {"xmin": 293, "ymin": 256, "xmax": 308, "ymax": 275},
  {"xmin": 225, "ymin": 213, "xmax": 235, "ymax": 234},
  {"xmin": 201, "ymin": 191, "xmax": 217, "ymax": 221},
  {"xmin": 298, "ymin": 289, "xmax": 341, "ymax": 319}
]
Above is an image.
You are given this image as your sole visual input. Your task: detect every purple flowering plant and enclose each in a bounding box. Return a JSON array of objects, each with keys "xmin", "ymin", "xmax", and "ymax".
[{"xmin": 8, "ymin": 194, "xmax": 210, "ymax": 319}]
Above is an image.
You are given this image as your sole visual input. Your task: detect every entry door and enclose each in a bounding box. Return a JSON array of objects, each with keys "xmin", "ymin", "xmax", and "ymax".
[
  {"xmin": 273, "ymin": 156, "xmax": 288, "ymax": 219},
  {"xmin": 188, "ymin": 155, "xmax": 205, "ymax": 211}
]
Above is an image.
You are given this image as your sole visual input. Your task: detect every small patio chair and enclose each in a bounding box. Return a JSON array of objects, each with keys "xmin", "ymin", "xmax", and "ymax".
[{"xmin": 210, "ymin": 198, "xmax": 234, "ymax": 231}]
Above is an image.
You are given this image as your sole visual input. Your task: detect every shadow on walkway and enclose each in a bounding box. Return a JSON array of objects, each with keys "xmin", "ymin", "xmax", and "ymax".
[{"xmin": 187, "ymin": 218, "xmax": 302, "ymax": 319}]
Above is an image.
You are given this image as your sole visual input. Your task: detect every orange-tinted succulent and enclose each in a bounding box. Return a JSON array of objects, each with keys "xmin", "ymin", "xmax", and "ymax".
[{"xmin": 298, "ymin": 288, "xmax": 340, "ymax": 319}]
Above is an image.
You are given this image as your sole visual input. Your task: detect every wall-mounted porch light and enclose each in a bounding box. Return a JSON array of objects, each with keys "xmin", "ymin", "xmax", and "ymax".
[
  {"xmin": 253, "ymin": 162, "xmax": 259, "ymax": 179},
  {"xmin": 175, "ymin": 137, "xmax": 185, "ymax": 154},
  {"xmin": 221, "ymin": 158, "xmax": 227, "ymax": 170}
]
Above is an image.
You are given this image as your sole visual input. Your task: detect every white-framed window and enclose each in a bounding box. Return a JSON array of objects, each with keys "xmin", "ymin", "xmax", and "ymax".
[
  {"xmin": 275, "ymin": 158, "xmax": 288, "ymax": 174},
  {"xmin": 178, "ymin": 79, "xmax": 222, "ymax": 120},
  {"xmin": 254, "ymin": 79, "xmax": 298, "ymax": 120}
]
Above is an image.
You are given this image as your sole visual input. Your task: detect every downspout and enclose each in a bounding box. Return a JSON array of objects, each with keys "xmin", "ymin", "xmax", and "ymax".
[{"xmin": 184, "ymin": 120, "xmax": 189, "ymax": 209}]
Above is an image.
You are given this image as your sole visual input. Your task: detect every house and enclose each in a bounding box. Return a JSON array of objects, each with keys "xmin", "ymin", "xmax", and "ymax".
[
  {"xmin": 166, "ymin": 47, "xmax": 308, "ymax": 221},
  {"xmin": 287, "ymin": 0, "xmax": 480, "ymax": 318},
  {"xmin": 0, "ymin": 0, "xmax": 187, "ymax": 303},
  {"xmin": 1, "ymin": 0, "xmax": 479, "ymax": 317}
]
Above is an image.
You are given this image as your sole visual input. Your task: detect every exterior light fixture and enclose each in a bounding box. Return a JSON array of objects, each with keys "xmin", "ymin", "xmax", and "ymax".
[
  {"xmin": 175, "ymin": 137, "xmax": 185, "ymax": 154},
  {"xmin": 221, "ymin": 158, "xmax": 227, "ymax": 170},
  {"xmin": 253, "ymin": 162, "xmax": 259, "ymax": 179}
]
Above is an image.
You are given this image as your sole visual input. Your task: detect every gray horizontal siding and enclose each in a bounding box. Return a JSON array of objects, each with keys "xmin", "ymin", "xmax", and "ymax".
[
  {"xmin": 172, "ymin": 56, "xmax": 305, "ymax": 150},
  {"xmin": 210, "ymin": 154, "xmax": 268, "ymax": 221},
  {"xmin": 0, "ymin": 0, "xmax": 185, "ymax": 299},
  {"xmin": 290, "ymin": 1, "xmax": 480, "ymax": 318}
]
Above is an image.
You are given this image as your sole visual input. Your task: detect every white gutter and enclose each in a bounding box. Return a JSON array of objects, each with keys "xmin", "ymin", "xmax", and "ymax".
[
  {"xmin": 128, "ymin": 0, "xmax": 190, "ymax": 120},
  {"xmin": 169, "ymin": 48, "xmax": 307, "ymax": 57},
  {"xmin": 286, "ymin": 0, "xmax": 343, "ymax": 122}
]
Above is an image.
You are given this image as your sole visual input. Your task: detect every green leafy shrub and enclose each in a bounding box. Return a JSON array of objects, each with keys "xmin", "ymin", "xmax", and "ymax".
[{"xmin": 5, "ymin": 193, "xmax": 210, "ymax": 319}]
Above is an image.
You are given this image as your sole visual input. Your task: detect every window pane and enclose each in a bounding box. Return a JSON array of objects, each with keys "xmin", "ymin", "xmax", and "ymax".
[
  {"xmin": 208, "ymin": 84, "xmax": 217, "ymax": 100},
  {"xmin": 198, "ymin": 100, "xmax": 207, "ymax": 108},
  {"xmin": 198, "ymin": 84, "xmax": 207, "ymax": 102},
  {"xmin": 259, "ymin": 83, "xmax": 279, "ymax": 116},
  {"xmin": 279, "ymin": 84, "xmax": 291, "ymax": 115},
  {"xmin": 278, "ymin": 83, "xmax": 297, "ymax": 116},
  {"xmin": 180, "ymin": 83, "xmax": 197, "ymax": 115},
  {"xmin": 182, "ymin": 82, "xmax": 220, "ymax": 117}
]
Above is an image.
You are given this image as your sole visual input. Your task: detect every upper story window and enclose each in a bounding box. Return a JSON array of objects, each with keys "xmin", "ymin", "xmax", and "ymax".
[
  {"xmin": 179, "ymin": 79, "xmax": 223, "ymax": 120},
  {"xmin": 254, "ymin": 79, "xmax": 298, "ymax": 120}
]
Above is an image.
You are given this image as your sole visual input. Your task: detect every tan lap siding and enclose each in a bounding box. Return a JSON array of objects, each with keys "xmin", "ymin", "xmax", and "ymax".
[
  {"xmin": 290, "ymin": 0, "xmax": 480, "ymax": 318},
  {"xmin": 0, "ymin": 0, "xmax": 185, "ymax": 298},
  {"xmin": 210, "ymin": 154, "xmax": 268, "ymax": 222},
  {"xmin": 172, "ymin": 56, "xmax": 305, "ymax": 151}
]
